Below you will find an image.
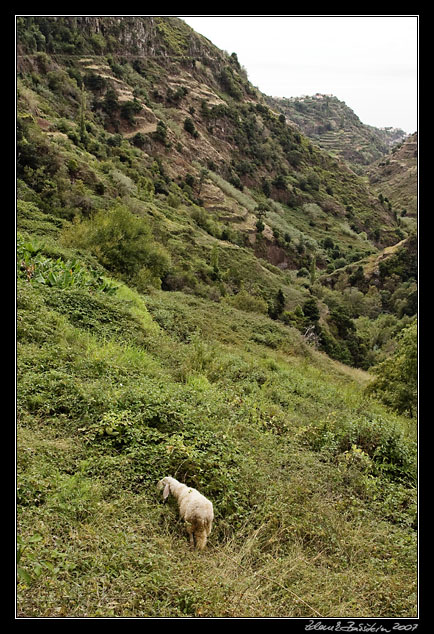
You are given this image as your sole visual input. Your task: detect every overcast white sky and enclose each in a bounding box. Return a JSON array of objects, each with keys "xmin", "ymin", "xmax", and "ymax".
[{"xmin": 180, "ymin": 15, "xmax": 418, "ymax": 134}]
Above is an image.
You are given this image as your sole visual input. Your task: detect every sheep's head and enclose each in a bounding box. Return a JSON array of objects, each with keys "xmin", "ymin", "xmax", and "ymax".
[{"xmin": 157, "ymin": 477, "xmax": 171, "ymax": 501}]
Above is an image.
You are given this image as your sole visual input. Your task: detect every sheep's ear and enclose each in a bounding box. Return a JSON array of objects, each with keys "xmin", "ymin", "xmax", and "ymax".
[{"xmin": 162, "ymin": 483, "xmax": 170, "ymax": 501}]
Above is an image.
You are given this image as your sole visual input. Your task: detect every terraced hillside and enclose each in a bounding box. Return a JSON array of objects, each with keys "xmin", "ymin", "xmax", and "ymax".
[{"xmin": 270, "ymin": 94, "xmax": 407, "ymax": 172}]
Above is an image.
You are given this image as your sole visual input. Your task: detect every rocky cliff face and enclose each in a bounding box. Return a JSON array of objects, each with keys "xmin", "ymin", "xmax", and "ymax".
[
  {"xmin": 51, "ymin": 16, "xmax": 156, "ymax": 43},
  {"xmin": 73, "ymin": 16, "xmax": 162, "ymax": 56},
  {"xmin": 33, "ymin": 16, "xmax": 223, "ymax": 61}
]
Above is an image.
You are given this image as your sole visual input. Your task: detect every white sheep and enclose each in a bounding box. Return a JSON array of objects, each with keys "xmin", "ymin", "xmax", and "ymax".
[{"xmin": 157, "ymin": 476, "xmax": 214, "ymax": 550}]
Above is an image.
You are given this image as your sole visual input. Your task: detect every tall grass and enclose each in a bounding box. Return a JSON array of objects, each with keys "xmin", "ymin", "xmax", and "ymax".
[{"xmin": 17, "ymin": 260, "xmax": 417, "ymax": 618}]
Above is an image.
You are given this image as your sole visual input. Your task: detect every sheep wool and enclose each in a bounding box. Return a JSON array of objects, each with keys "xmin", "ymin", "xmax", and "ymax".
[{"xmin": 158, "ymin": 476, "xmax": 214, "ymax": 550}]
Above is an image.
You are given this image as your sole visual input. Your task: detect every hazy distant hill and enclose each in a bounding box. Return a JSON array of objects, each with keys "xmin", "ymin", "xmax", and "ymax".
[{"xmin": 269, "ymin": 93, "xmax": 408, "ymax": 172}]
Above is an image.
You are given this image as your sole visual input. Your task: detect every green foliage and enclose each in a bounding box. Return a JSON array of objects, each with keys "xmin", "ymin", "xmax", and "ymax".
[
  {"xmin": 17, "ymin": 265, "xmax": 417, "ymax": 616},
  {"xmin": 153, "ymin": 120, "xmax": 168, "ymax": 144},
  {"xmin": 120, "ymin": 99, "xmax": 142, "ymax": 124},
  {"xmin": 302, "ymin": 297, "xmax": 320, "ymax": 323},
  {"xmin": 17, "ymin": 534, "xmax": 45, "ymax": 584},
  {"xmin": 303, "ymin": 410, "xmax": 416, "ymax": 484},
  {"xmin": 17, "ymin": 234, "xmax": 117, "ymax": 294},
  {"xmin": 365, "ymin": 321, "xmax": 417, "ymax": 417},
  {"xmin": 132, "ymin": 132, "xmax": 146, "ymax": 148},
  {"xmin": 91, "ymin": 33, "xmax": 107, "ymax": 54},
  {"xmin": 183, "ymin": 116, "xmax": 198, "ymax": 138},
  {"xmin": 84, "ymin": 72, "xmax": 107, "ymax": 94},
  {"xmin": 378, "ymin": 238, "xmax": 417, "ymax": 285},
  {"xmin": 166, "ymin": 85, "xmax": 188, "ymax": 104},
  {"xmin": 102, "ymin": 87, "xmax": 119, "ymax": 115},
  {"xmin": 61, "ymin": 205, "xmax": 171, "ymax": 285},
  {"xmin": 328, "ymin": 310, "xmax": 369, "ymax": 370},
  {"xmin": 255, "ymin": 218, "xmax": 265, "ymax": 233},
  {"xmin": 225, "ymin": 289, "xmax": 268, "ymax": 315},
  {"xmin": 268, "ymin": 288, "xmax": 286, "ymax": 320},
  {"xmin": 218, "ymin": 66, "xmax": 243, "ymax": 100}
]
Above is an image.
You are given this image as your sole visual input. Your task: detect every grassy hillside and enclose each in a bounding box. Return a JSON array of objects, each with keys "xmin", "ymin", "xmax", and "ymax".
[
  {"xmin": 16, "ymin": 16, "xmax": 417, "ymax": 618},
  {"xmin": 17, "ymin": 239, "xmax": 416, "ymax": 617}
]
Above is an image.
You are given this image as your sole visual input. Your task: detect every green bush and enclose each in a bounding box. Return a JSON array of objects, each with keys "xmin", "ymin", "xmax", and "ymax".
[
  {"xmin": 183, "ymin": 117, "xmax": 198, "ymax": 137},
  {"xmin": 218, "ymin": 67, "xmax": 243, "ymax": 100},
  {"xmin": 303, "ymin": 412, "xmax": 416, "ymax": 484},
  {"xmin": 61, "ymin": 204, "xmax": 171, "ymax": 283},
  {"xmin": 132, "ymin": 132, "xmax": 146, "ymax": 148},
  {"xmin": 225, "ymin": 289, "xmax": 268, "ymax": 315},
  {"xmin": 153, "ymin": 120, "xmax": 168, "ymax": 144},
  {"xmin": 302, "ymin": 297, "xmax": 320, "ymax": 323},
  {"xmin": 41, "ymin": 286, "xmax": 149, "ymax": 348},
  {"xmin": 120, "ymin": 99, "xmax": 142, "ymax": 124},
  {"xmin": 365, "ymin": 321, "xmax": 417, "ymax": 417}
]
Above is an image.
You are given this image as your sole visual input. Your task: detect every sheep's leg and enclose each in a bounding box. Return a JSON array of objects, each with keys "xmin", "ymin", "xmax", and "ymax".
[
  {"xmin": 195, "ymin": 531, "xmax": 207, "ymax": 550},
  {"xmin": 186, "ymin": 522, "xmax": 195, "ymax": 547}
]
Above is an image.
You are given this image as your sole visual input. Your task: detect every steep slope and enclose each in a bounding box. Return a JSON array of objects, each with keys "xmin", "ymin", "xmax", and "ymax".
[
  {"xmin": 269, "ymin": 93, "xmax": 407, "ymax": 172},
  {"xmin": 16, "ymin": 255, "xmax": 417, "ymax": 617},
  {"xmin": 16, "ymin": 15, "xmax": 417, "ymax": 368},
  {"xmin": 17, "ymin": 16, "xmax": 403, "ymax": 250}
]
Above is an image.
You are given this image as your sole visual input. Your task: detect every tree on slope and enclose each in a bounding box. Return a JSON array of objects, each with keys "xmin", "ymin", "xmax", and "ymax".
[{"xmin": 365, "ymin": 320, "xmax": 417, "ymax": 417}]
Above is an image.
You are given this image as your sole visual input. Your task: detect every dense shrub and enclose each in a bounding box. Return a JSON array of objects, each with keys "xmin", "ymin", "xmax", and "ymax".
[
  {"xmin": 218, "ymin": 67, "xmax": 243, "ymax": 100},
  {"xmin": 365, "ymin": 321, "xmax": 417, "ymax": 417},
  {"xmin": 120, "ymin": 100, "xmax": 142, "ymax": 125},
  {"xmin": 225, "ymin": 289, "xmax": 268, "ymax": 315},
  {"xmin": 183, "ymin": 117, "xmax": 198, "ymax": 138},
  {"xmin": 378, "ymin": 238, "xmax": 417, "ymax": 285},
  {"xmin": 60, "ymin": 204, "xmax": 171, "ymax": 284},
  {"xmin": 303, "ymin": 411, "xmax": 416, "ymax": 484},
  {"xmin": 153, "ymin": 120, "xmax": 168, "ymax": 144}
]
